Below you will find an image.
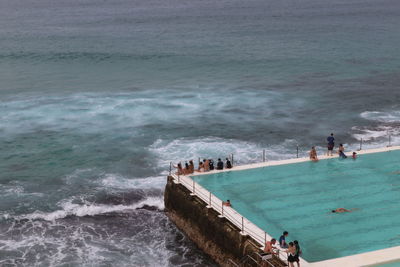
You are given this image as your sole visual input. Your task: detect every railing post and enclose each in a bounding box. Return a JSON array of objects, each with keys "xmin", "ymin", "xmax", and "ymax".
[
  {"xmin": 263, "ymin": 149, "xmax": 266, "ymax": 162},
  {"xmin": 169, "ymin": 162, "xmax": 172, "ymax": 175},
  {"xmin": 192, "ymin": 180, "xmax": 195, "ymax": 193},
  {"xmin": 264, "ymin": 231, "xmax": 267, "ymax": 245},
  {"xmin": 231, "ymin": 153, "xmax": 234, "ymax": 166},
  {"xmin": 359, "ymin": 138, "xmax": 363, "ymax": 151},
  {"xmin": 209, "ymin": 192, "xmax": 211, "ymax": 206},
  {"xmin": 241, "ymin": 217, "xmax": 244, "ymax": 233},
  {"xmin": 296, "ymin": 145, "xmax": 299, "ymax": 158}
]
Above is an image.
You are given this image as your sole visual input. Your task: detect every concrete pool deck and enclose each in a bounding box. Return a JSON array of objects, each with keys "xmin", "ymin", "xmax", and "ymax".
[{"xmin": 170, "ymin": 145, "xmax": 400, "ymax": 267}]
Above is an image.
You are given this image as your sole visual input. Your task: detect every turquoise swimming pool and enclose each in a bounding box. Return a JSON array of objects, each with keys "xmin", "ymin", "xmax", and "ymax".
[
  {"xmin": 193, "ymin": 149, "xmax": 400, "ymax": 262},
  {"xmin": 376, "ymin": 261, "xmax": 400, "ymax": 267}
]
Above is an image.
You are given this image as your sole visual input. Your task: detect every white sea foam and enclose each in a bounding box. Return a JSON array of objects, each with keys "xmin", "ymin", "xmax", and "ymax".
[
  {"xmin": 99, "ymin": 174, "xmax": 166, "ymax": 190},
  {"xmin": 149, "ymin": 137, "xmax": 303, "ymax": 169},
  {"xmin": 352, "ymin": 126, "xmax": 394, "ymax": 141},
  {"xmin": 360, "ymin": 111, "xmax": 400, "ymax": 123},
  {"xmin": 351, "ymin": 110, "xmax": 400, "ymax": 145},
  {"xmin": 0, "ymin": 184, "xmax": 24, "ymax": 195},
  {"xmin": 19, "ymin": 196, "xmax": 164, "ymax": 222}
]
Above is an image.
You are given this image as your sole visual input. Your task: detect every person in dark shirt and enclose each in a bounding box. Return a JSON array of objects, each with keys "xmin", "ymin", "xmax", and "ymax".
[
  {"xmin": 226, "ymin": 158, "xmax": 232, "ymax": 169},
  {"xmin": 209, "ymin": 159, "xmax": 214, "ymax": 170},
  {"xmin": 327, "ymin": 133, "xmax": 335, "ymax": 156},
  {"xmin": 217, "ymin": 158, "xmax": 224, "ymax": 170},
  {"xmin": 279, "ymin": 231, "xmax": 289, "ymax": 248},
  {"xmin": 293, "ymin": 240, "xmax": 301, "ymax": 267}
]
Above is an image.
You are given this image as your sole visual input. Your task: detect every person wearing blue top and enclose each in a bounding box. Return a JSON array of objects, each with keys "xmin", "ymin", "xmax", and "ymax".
[
  {"xmin": 279, "ymin": 231, "xmax": 289, "ymax": 248},
  {"xmin": 327, "ymin": 133, "xmax": 335, "ymax": 156}
]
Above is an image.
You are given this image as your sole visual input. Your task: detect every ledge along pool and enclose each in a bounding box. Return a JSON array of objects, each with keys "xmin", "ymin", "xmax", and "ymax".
[{"xmin": 192, "ymin": 148, "xmax": 400, "ymax": 262}]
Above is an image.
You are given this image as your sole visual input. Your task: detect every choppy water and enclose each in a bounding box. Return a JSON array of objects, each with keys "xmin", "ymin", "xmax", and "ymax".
[{"xmin": 1, "ymin": 0, "xmax": 400, "ymax": 266}]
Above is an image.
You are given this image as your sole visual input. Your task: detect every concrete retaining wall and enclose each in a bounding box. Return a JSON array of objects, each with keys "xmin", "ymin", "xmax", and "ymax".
[{"xmin": 164, "ymin": 176, "xmax": 262, "ymax": 266}]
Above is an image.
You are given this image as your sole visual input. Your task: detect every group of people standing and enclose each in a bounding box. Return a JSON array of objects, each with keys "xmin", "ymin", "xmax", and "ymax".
[
  {"xmin": 173, "ymin": 158, "xmax": 233, "ymax": 175},
  {"xmin": 309, "ymin": 133, "xmax": 357, "ymax": 162},
  {"xmin": 264, "ymin": 231, "xmax": 301, "ymax": 267}
]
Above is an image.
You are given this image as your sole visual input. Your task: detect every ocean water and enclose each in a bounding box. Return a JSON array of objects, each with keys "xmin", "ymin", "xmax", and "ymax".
[
  {"xmin": 1, "ymin": 0, "xmax": 400, "ymax": 266},
  {"xmin": 194, "ymin": 149, "xmax": 400, "ymax": 262}
]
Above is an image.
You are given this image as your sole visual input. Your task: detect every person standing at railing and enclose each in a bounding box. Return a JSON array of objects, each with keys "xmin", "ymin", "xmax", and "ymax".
[{"xmin": 327, "ymin": 133, "xmax": 335, "ymax": 156}]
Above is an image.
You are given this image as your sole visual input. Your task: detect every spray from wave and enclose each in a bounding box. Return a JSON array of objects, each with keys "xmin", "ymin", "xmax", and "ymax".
[{"xmin": 352, "ymin": 110, "xmax": 400, "ymax": 145}]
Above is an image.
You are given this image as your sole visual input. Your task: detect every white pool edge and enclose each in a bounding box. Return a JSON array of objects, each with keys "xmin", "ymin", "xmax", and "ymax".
[
  {"xmin": 191, "ymin": 145, "xmax": 400, "ymax": 177},
  {"xmin": 173, "ymin": 145, "xmax": 400, "ymax": 266}
]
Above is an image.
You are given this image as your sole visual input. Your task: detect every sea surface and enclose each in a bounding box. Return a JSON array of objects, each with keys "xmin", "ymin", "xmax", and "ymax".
[{"xmin": 1, "ymin": 0, "xmax": 400, "ymax": 266}]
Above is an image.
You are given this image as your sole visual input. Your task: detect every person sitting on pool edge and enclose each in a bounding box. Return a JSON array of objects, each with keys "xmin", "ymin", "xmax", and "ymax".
[
  {"xmin": 223, "ymin": 200, "xmax": 231, "ymax": 207},
  {"xmin": 226, "ymin": 158, "xmax": 232, "ymax": 169},
  {"xmin": 217, "ymin": 158, "xmax": 224, "ymax": 170},
  {"xmin": 264, "ymin": 238, "xmax": 278, "ymax": 255},
  {"xmin": 338, "ymin": 144, "xmax": 347, "ymax": 158},
  {"xmin": 309, "ymin": 146, "xmax": 318, "ymax": 162},
  {"xmin": 279, "ymin": 231, "xmax": 289, "ymax": 248}
]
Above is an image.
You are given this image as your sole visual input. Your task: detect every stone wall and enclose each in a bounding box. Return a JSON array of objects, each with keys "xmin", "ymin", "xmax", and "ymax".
[{"xmin": 164, "ymin": 176, "xmax": 262, "ymax": 266}]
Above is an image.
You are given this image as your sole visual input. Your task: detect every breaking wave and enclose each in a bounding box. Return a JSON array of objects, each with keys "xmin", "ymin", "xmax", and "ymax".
[{"xmin": 16, "ymin": 197, "xmax": 164, "ymax": 222}]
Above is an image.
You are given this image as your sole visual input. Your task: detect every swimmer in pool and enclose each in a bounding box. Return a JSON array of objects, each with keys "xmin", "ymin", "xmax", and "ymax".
[{"xmin": 332, "ymin": 208, "xmax": 352, "ymax": 213}]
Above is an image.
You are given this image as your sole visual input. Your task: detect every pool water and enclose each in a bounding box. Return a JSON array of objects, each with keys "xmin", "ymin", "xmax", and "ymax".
[
  {"xmin": 376, "ymin": 261, "xmax": 400, "ymax": 267},
  {"xmin": 193, "ymin": 150, "xmax": 400, "ymax": 262}
]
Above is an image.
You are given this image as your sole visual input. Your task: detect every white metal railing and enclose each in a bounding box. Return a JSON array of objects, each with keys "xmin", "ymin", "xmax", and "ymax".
[
  {"xmin": 167, "ymin": 136, "xmax": 397, "ymax": 174},
  {"xmin": 171, "ymin": 173, "xmax": 288, "ymax": 263}
]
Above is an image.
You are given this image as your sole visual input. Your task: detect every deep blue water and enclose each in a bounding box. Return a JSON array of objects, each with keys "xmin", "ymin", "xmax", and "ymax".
[{"xmin": 1, "ymin": 0, "xmax": 400, "ymax": 266}]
